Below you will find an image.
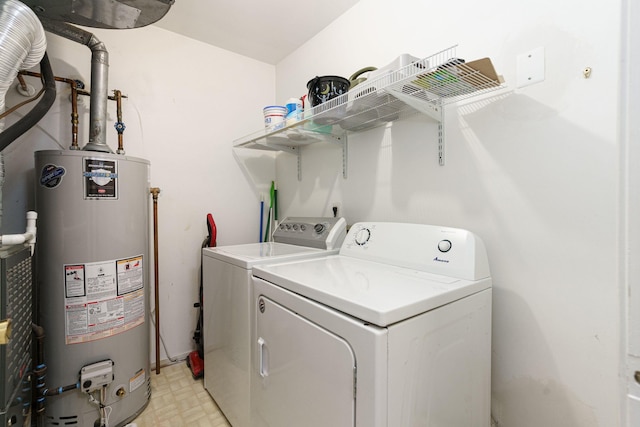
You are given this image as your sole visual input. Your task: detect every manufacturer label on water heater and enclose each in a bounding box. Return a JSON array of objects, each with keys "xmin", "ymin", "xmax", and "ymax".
[
  {"xmin": 39, "ymin": 164, "xmax": 66, "ymax": 189},
  {"xmin": 83, "ymin": 157, "xmax": 118, "ymax": 199},
  {"xmin": 63, "ymin": 255, "xmax": 144, "ymax": 344}
]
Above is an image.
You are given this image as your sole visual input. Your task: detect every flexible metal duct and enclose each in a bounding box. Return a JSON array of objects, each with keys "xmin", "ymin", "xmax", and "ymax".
[{"xmin": 0, "ymin": 0, "xmax": 47, "ymax": 227}]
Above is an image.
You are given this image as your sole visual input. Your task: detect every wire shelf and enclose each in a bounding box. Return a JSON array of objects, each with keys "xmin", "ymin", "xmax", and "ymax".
[{"xmin": 234, "ymin": 45, "xmax": 505, "ymax": 157}]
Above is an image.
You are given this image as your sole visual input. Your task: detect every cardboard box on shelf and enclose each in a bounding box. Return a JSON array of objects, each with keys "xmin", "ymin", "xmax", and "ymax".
[{"xmin": 411, "ymin": 57, "xmax": 504, "ymax": 97}]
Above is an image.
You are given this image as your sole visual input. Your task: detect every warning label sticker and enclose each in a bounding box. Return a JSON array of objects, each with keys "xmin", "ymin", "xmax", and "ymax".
[
  {"xmin": 117, "ymin": 256, "xmax": 144, "ymax": 295},
  {"xmin": 65, "ymin": 264, "xmax": 86, "ymax": 297},
  {"xmin": 64, "ymin": 255, "xmax": 145, "ymax": 344},
  {"xmin": 130, "ymin": 369, "xmax": 146, "ymax": 393}
]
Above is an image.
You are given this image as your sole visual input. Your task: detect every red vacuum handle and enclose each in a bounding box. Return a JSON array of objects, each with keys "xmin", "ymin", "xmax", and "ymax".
[{"xmin": 207, "ymin": 213, "xmax": 217, "ymax": 247}]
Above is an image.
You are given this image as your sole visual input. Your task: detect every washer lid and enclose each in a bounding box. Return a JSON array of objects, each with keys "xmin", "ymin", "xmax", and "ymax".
[
  {"xmin": 203, "ymin": 243, "xmax": 335, "ymax": 269},
  {"xmin": 253, "ymin": 255, "xmax": 491, "ymax": 327}
]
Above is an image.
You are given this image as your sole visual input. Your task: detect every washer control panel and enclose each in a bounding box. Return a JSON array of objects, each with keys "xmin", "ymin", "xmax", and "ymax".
[{"xmin": 272, "ymin": 217, "xmax": 347, "ymax": 250}]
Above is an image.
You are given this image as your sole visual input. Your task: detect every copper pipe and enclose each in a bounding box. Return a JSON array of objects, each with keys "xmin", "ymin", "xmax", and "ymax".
[
  {"xmin": 150, "ymin": 187, "xmax": 161, "ymax": 374},
  {"xmin": 16, "ymin": 73, "xmax": 28, "ymax": 91},
  {"xmin": 108, "ymin": 89, "xmax": 127, "ymax": 154},
  {"xmin": 18, "ymin": 71, "xmax": 81, "ymax": 149}
]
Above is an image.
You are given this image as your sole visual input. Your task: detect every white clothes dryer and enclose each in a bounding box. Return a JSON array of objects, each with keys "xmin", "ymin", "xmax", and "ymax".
[
  {"xmin": 251, "ymin": 222, "xmax": 492, "ymax": 427},
  {"xmin": 202, "ymin": 217, "xmax": 346, "ymax": 427}
]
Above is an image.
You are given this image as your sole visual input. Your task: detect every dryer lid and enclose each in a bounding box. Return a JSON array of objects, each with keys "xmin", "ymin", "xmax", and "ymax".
[{"xmin": 252, "ymin": 255, "xmax": 491, "ymax": 327}]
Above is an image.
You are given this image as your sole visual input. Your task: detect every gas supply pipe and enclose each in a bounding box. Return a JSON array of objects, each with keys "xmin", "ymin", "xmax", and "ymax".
[
  {"xmin": 150, "ymin": 187, "xmax": 161, "ymax": 374},
  {"xmin": 109, "ymin": 89, "xmax": 127, "ymax": 154}
]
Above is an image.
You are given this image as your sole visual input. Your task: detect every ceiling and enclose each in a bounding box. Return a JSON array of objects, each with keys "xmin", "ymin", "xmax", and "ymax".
[{"xmin": 153, "ymin": 0, "xmax": 361, "ymax": 64}]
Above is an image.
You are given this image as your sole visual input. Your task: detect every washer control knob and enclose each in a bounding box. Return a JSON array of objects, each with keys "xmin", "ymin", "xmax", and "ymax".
[
  {"xmin": 314, "ymin": 223, "xmax": 325, "ymax": 234},
  {"xmin": 438, "ymin": 239, "xmax": 452, "ymax": 253},
  {"xmin": 285, "ymin": 224, "xmax": 292, "ymax": 230},
  {"xmin": 300, "ymin": 224, "xmax": 307, "ymax": 232},
  {"xmin": 293, "ymin": 224, "xmax": 299, "ymax": 231},
  {"xmin": 355, "ymin": 228, "xmax": 371, "ymax": 246}
]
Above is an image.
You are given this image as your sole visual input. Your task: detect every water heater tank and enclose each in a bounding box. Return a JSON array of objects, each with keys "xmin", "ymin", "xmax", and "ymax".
[{"xmin": 34, "ymin": 150, "xmax": 150, "ymax": 427}]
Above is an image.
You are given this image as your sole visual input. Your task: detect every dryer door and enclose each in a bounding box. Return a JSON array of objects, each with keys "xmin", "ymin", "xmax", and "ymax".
[{"xmin": 253, "ymin": 295, "xmax": 356, "ymax": 427}]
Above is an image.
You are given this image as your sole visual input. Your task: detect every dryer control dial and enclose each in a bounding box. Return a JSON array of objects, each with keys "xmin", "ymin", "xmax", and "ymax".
[
  {"xmin": 314, "ymin": 223, "xmax": 325, "ymax": 234},
  {"xmin": 354, "ymin": 228, "xmax": 371, "ymax": 246},
  {"xmin": 438, "ymin": 239, "xmax": 452, "ymax": 252}
]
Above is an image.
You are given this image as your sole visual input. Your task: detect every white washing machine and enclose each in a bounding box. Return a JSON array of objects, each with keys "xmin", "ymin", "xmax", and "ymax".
[
  {"xmin": 251, "ymin": 222, "xmax": 492, "ymax": 427},
  {"xmin": 202, "ymin": 216, "xmax": 347, "ymax": 427}
]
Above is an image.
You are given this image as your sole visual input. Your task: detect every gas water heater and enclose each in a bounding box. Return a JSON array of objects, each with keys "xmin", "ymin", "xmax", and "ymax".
[{"xmin": 35, "ymin": 150, "xmax": 150, "ymax": 427}]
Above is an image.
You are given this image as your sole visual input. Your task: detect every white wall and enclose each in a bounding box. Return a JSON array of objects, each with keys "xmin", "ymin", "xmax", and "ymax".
[
  {"xmin": 622, "ymin": 0, "xmax": 640, "ymax": 423},
  {"xmin": 1, "ymin": 26, "xmax": 276, "ymax": 363},
  {"xmin": 272, "ymin": 0, "xmax": 622, "ymax": 426},
  {"xmin": 0, "ymin": 1, "xmax": 628, "ymax": 425}
]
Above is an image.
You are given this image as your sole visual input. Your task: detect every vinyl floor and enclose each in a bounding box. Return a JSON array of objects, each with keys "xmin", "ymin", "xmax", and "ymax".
[{"xmin": 130, "ymin": 361, "xmax": 231, "ymax": 427}]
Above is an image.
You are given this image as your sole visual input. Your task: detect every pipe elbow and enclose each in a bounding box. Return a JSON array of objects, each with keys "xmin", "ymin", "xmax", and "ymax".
[
  {"xmin": 88, "ymin": 37, "xmax": 109, "ymax": 59},
  {"xmin": 31, "ymin": 323, "xmax": 45, "ymax": 340}
]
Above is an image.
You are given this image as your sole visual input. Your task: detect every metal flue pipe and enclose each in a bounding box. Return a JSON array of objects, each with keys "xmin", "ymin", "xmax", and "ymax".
[{"xmin": 37, "ymin": 16, "xmax": 112, "ymax": 153}]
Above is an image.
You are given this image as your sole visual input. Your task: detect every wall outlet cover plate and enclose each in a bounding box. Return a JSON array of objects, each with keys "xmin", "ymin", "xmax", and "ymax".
[{"xmin": 516, "ymin": 47, "xmax": 545, "ymax": 88}]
